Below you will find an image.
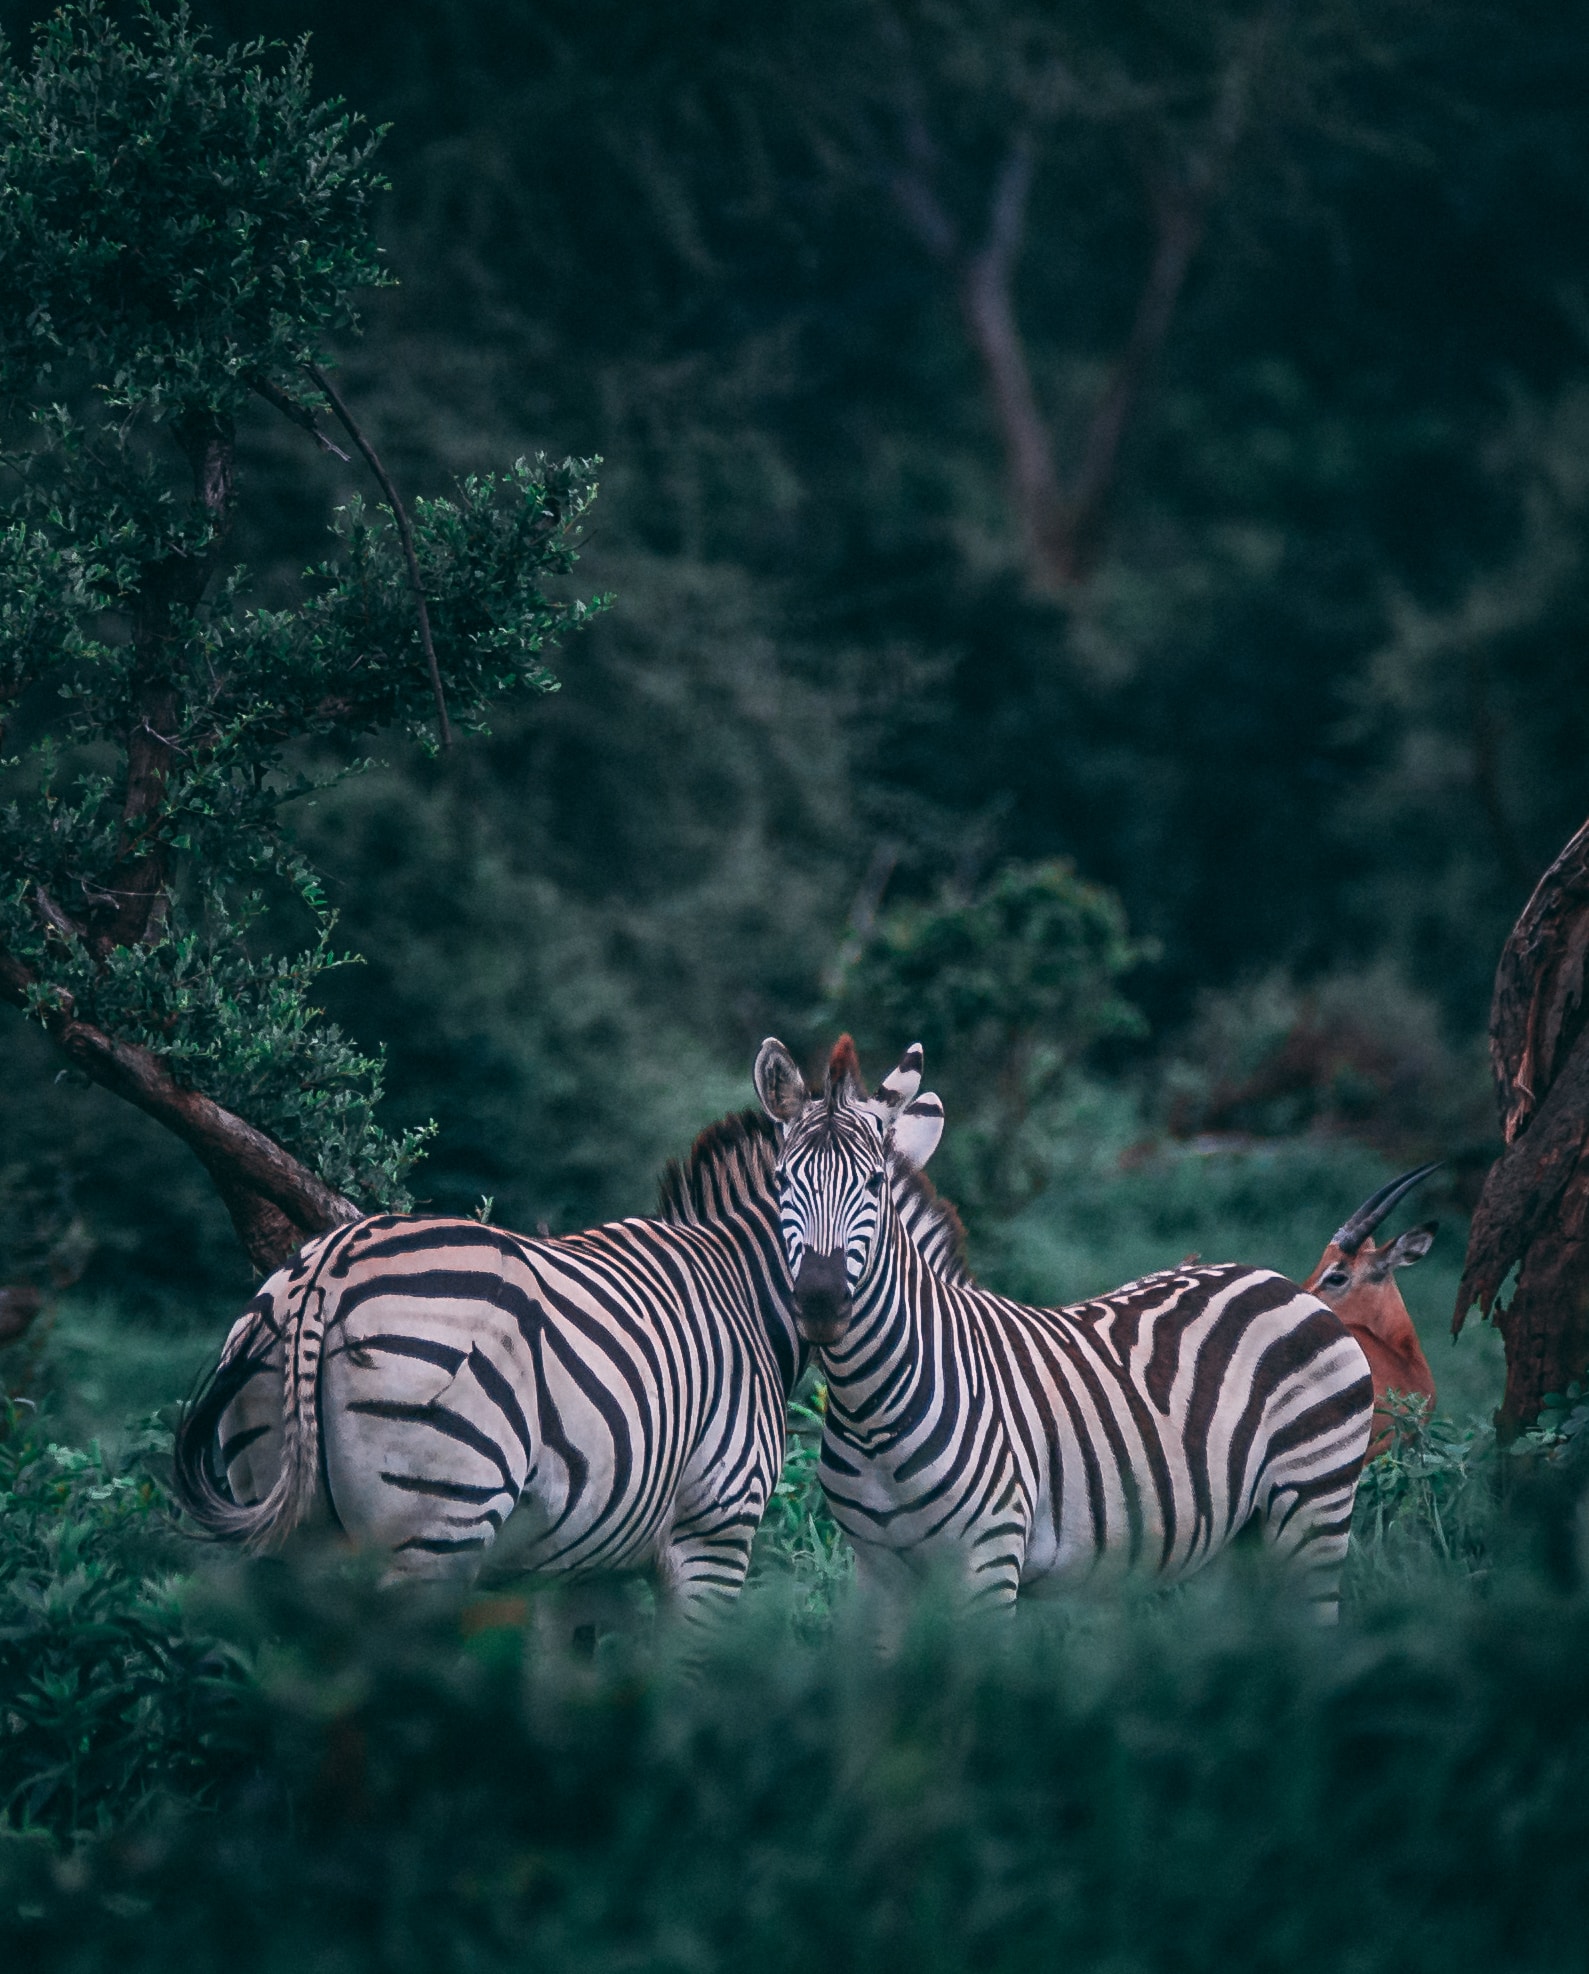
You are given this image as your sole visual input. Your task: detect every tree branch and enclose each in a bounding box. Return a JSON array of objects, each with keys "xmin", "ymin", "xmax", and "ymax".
[
  {"xmin": 1056, "ymin": 17, "xmax": 1270, "ymax": 582},
  {"xmin": 954, "ymin": 136, "xmax": 1068, "ymax": 579},
  {"xmin": 305, "ymin": 362, "xmax": 453, "ymax": 750},
  {"xmin": 886, "ymin": 10, "xmax": 1275, "ymax": 591},
  {"xmin": 0, "ymin": 942, "xmax": 360, "ymax": 1275},
  {"xmin": 92, "ymin": 407, "xmax": 237, "ymax": 955},
  {"xmin": 250, "ymin": 374, "xmax": 352, "ymax": 462}
]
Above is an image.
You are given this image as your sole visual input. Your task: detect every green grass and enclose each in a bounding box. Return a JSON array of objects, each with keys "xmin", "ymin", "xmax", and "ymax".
[{"xmin": 1, "ymin": 1129, "xmax": 1563, "ymax": 1973}]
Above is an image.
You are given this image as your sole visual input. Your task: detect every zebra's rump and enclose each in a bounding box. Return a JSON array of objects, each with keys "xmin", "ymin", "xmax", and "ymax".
[{"xmin": 207, "ymin": 1212, "xmax": 789, "ymax": 1579}]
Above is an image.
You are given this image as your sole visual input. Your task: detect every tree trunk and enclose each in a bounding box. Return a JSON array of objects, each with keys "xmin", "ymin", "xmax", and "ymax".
[{"xmin": 1455, "ymin": 816, "xmax": 1589, "ymax": 1432}]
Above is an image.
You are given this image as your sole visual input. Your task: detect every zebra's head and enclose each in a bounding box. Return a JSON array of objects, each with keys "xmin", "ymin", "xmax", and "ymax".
[{"xmin": 754, "ymin": 1034, "xmax": 944, "ymax": 1345}]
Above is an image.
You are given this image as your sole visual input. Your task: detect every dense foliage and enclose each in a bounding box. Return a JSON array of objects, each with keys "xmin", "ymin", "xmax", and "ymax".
[
  {"xmin": 4, "ymin": 0, "xmax": 1584, "ymax": 1300},
  {"xmin": 0, "ymin": 2, "xmax": 602, "ymax": 1250},
  {"xmin": 831, "ymin": 858, "xmax": 1150, "ymax": 1208},
  {"xmin": 3, "ymin": 1374, "xmax": 1589, "ymax": 1972}
]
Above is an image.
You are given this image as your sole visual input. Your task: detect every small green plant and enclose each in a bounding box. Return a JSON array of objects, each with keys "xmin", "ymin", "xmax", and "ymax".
[
  {"xmin": 1349, "ymin": 1393, "xmax": 1498, "ymax": 1586},
  {"xmin": 751, "ymin": 1378, "xmax": 851, "ymax": 1618}
]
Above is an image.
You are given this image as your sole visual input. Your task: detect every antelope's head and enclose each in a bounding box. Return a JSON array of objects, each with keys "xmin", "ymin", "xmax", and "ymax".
[{"xmin": 1305, "ymin": 1163, "xmax": 1440, "ymax": 1429}]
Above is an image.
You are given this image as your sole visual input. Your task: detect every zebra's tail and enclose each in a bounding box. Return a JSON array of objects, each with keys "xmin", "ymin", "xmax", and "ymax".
[{"xmin": 172, "ymin": 1239, "xmax": 339, "ymax": 1550}]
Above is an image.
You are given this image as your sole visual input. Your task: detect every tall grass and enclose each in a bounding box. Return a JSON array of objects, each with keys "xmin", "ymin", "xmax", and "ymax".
[{"xmin": 5, "ymin": 1126, "xmax": 1576, "ymax": 1972}]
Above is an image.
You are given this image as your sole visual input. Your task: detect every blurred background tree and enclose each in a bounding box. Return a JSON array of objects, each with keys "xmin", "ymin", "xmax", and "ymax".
[
  {"xmin": 2, "ymin": 0, "xmax": 1586, "ymax": 1325},
  {"xmin": 830, "ymin": 858, "xmax": 1149, "ymax": 1211}
]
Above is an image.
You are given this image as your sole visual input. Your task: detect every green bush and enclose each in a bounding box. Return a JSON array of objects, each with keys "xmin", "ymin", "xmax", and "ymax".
[
  {"xmin": 5, "ymin": 1526, "xmax": 1589, "ymax": 1972},
  {"xmin": 830, "ymin": 860, "xmax": 1151, "ymax": 1213},
  {"xmin": 0, "ymin": 1407, "xmax": 247, "ymax": 1837}
]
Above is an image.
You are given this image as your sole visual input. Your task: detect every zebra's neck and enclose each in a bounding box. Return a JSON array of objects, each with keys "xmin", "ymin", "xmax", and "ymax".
[
  {"xmin": 820, "ymin": 1202, "xmax": 944, "ymax": 1439},
  {"xmin": 656, "ymin": 1109, "xmax": 972, "ymax": 1413}
]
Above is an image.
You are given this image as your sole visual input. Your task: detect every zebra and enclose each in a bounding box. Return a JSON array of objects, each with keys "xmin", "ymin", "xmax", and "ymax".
[
  {"xmin": 755, "ymin": 1035, "xmax": 1376, "ymax": 1619},
  {"xmin": 172, "ymin": 1104, "xmax": 966, "ymax": 1609}
]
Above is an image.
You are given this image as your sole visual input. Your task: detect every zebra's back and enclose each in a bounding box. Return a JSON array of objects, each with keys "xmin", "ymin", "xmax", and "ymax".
[{"xmin": 822, "ymin": 1259, "xmax": 1373, "ymax": 1603}]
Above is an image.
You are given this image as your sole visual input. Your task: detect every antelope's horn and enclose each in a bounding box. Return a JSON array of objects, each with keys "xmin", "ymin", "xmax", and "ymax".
[{"xmin": 1332, "ymin": 1161, "xmax": 1443, "ymax": 1256}]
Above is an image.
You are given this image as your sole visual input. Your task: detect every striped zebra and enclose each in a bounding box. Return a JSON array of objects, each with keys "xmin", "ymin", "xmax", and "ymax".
[
  {"xmin": 755, "ymin": 1035, "xmax": 1376, "ymax": 1619},
  {"xmin": 172, "ymin": 1106, "xmax": 965, "ymax": 1607}
]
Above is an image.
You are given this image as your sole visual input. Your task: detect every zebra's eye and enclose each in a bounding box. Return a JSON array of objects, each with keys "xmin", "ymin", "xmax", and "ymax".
[{"xmin": 865, "ymin": 1171, "xmax": 884, "ymax": 1194}]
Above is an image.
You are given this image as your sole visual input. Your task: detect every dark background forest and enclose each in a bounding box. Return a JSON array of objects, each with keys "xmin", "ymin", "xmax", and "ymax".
[
  {"xmin": 4, "ymin": 0, "xmax": 1588, "ymax": 1314},
  {"xmin": 8, "ymin": 7, "xmax": 1589, "ymax": 1961}
]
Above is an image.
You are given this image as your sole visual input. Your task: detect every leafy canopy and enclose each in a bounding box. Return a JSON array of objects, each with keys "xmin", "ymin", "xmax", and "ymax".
[{"xmin": 0, "ymin": 3, "xmax": 604, "ymax": 1216}]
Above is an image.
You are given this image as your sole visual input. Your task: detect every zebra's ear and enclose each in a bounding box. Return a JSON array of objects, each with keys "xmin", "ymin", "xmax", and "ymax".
[
  {"xmin": 755, "ymin": 1037, "xmax": 809, "ymax": 1123},
  {"xmin": 889, "ymin": 1091, "xmax": 944, "ymax": 1172},
  {"xmin": 874, "ymin": 1042, "xmax": 924, "ymax": 1113}
]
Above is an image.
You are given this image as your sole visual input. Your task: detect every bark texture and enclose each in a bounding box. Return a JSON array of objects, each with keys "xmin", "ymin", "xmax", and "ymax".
[
  {"xmin": 0, "ymin": 944, "xmax": 359, "ymax": 1274},
  {"xmin": 1455, "ymin": 816, "xmax": 1589, "ymax": 1433}
]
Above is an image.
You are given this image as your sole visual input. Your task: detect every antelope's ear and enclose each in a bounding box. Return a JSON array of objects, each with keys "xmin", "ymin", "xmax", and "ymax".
[
  {"xmin": 755, "ymin": 1038, "xmax": 809, "ymax": 1123},
  {"xmin": 874, "ymin": 1042, "xmax": 925, "ymax": 1115},
  {"xmin": 1385, "ymin": 1221, "xmax": 1437, "ymax": 1269},
  {"xmin": 890, "ymin": 1091, "xmax": 944, "ymax": 1172}
]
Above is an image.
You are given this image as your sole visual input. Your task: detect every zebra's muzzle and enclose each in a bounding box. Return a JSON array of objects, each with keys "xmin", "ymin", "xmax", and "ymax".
[{"xmin": 793, "ymin": 1249, "xmax": 852, "ymax": 1344}]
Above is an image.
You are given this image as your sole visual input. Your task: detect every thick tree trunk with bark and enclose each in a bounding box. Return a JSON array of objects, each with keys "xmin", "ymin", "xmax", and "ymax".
[{"xmin": 1455, "ymin": 816, "xmax": 1589, "ymax": 1433}]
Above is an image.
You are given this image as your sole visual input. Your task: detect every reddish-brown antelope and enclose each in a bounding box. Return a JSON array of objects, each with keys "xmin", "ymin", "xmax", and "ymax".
[{"xmin": 1303, "ymin": 1164, "xmax": 1439, "ymax": 1453}]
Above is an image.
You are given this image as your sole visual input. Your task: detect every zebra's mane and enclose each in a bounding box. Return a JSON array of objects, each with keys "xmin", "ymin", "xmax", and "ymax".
[
  {"xmin": 657, "ymin": 1109, "xmax": 779, "ymax": 1227},
  {"xmin": 657, "ymin": 1107, "xmax": 973, "ymax": 1286},
  {"xmin": 894, "ymin": 1159, "xmax": 972, "ymax": 1286}
]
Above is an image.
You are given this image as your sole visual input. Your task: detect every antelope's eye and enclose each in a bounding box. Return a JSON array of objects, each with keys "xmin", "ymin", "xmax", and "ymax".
[
  {"xmin": 1320, "ymin": 1269, "xmax": 1350, "ymax": 1291},
  {"xmin": 865, "ymin": 1171, "xmax": 884, "ymax": 1194}
]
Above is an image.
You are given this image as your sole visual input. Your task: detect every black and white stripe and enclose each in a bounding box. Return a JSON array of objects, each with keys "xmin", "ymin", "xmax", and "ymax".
[
  {"xmin": 755, "ymin": 1038, "xmax": 1376, "ymax": 1619},
  {"xmin": 173, "ymin": 1109, "xmax": 967, "ymax": 1606}
]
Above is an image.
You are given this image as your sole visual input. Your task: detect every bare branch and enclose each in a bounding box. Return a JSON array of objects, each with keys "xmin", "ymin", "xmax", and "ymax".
[
  {"xmin": 304, "ymin": 362, "xmax": 454, "ymax": 751},
  {"xmin": 33, "ymin": 885, "xmax": 87, "ymax": 944},
  {"xmin": 1058, "ymin": 11, "xmax": 1274, "ymax": 580},
  {"xmin": 955, "ymin": 136, "xmax": 1066, "ymax": 579},
  {"xmin": 881, "ymin": 6, "xmax": 1280, "ymax": 590},
  {"xmin": 250, "ymin": 374, "xmax": 352, "ymax": 463},
  {"xmin": 890, "ymin": 159, "xmax": 959, "ymax": 262}
]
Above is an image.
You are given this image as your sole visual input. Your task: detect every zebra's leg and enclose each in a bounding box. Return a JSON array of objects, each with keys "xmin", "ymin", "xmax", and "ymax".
[
  {"xmin": 851, "ymin": 1529, "xmax": 1024, "ymax": 1622},
  {"xmin": 1255, "ymin": 1470, "xmax": 1364, "ymax": 1622},
  {"xmin": 847, "ymin": 1538, "xmax": 924, "ymax": 1654},
  {"xmin": 528, "ymin": 1574, "xmax": 642, "ymax": 1659},
  {"xmin": 654, "ymin": 1517, "xmax": 758, "ymax": 1618}
]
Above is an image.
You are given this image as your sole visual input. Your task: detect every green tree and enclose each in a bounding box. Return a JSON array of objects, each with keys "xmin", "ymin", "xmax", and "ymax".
[
  {"xmin": 830, "ymin": 857, "xmax": 1148, "ymax": 1210},
  {"xmin": 0, "ymin": 2, "xmax": 602, "ymax": 1273}
]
